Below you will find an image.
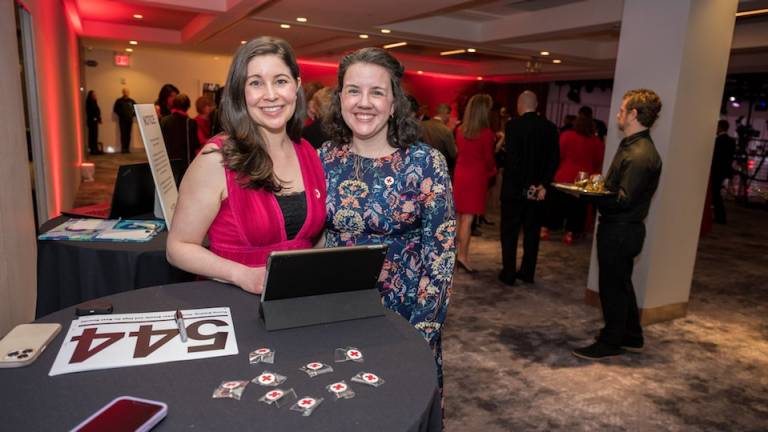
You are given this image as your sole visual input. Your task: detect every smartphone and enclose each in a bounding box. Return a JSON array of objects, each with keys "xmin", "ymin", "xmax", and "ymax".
[
  {"xmin": 0, "ymin": 323, "xmax": 62, "ymax": 368},
  {"xmin": 75, "ymin": 300, "xmax": 114, "ymax": 316},
  {"xmin": 71, "ymin": 396, "xmax": 168, "ymax": 432}
]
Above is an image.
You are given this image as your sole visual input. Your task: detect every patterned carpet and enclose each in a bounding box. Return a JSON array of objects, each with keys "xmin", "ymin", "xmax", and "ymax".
[
  {"xmin": 443, "ymin": 206, "xmax": 768, "ymax": 431},
  {"xmin": 74, "ymin": 156, "xmax": 768, "ymax": 431}
]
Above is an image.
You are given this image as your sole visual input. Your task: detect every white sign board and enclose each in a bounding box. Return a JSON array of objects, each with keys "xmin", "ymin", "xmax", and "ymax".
[
  {"xmin": 49, "ymin": 308, "xmax": 238, "ymax": 376},
  {"xmin": 134, "ymin": 104, "xmax": 177, "ymax": 228}
]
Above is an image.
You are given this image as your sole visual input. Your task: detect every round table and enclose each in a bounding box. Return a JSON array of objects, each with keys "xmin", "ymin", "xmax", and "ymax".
[
  {"xmin": 2, "ymin": 281, "xmax": 441, "ymax": 431},
  {"xmin": 36, "ymin": 216, "xmax": 194, "ymax": 318}
]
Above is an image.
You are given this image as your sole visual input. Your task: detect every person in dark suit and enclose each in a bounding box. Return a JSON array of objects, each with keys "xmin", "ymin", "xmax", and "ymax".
[
  {"xmin": 711, "ymin": 120, "xmax": 735, "ymax": 224},
  {"xmin": 113, "ymin": 88, "xmax": 136, "ymax": 153},
  {"xmin": 85, "ymin": 90, "xmax": 102, "ymax": 155},
  {"xmin": 160, "ymin": 94, "xmax": 200, "ymax": 175},
  {"xmin": 499, "ymin": 91, "xmax": 559, "ymax": 285}
]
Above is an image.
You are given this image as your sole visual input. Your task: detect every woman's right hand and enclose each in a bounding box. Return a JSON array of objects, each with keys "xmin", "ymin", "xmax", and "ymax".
[{"xmin": 233, "ymin": 265, "xmax": 266, "ymax": 295}]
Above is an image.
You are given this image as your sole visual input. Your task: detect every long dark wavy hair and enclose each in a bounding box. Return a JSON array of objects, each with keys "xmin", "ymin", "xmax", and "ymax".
[
  {"xmin": 154, "ymin": 84, "xmax": 179, "ymax": 117},
  {"xmin": 325, "ymin": 47, "xmax": 419, "ymax": 149},
  {"xmin": 218, "ymin": 36, "xmax": 306, "ymax": 192}
]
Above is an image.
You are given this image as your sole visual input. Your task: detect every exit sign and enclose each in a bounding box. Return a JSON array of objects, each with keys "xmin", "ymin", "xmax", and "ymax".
[{"xmin": 114, "ymin": 54, "xmax": 130, "ymax": 67}]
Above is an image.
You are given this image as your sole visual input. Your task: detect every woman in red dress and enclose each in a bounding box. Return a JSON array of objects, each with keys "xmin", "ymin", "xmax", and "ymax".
[
  {"xmin": 546, "ymin": 109, "xmax": 604, "ymax": 243},
  {"xmin": 453, "ymin": 94, "xmax": 496, "ymax": 272}
]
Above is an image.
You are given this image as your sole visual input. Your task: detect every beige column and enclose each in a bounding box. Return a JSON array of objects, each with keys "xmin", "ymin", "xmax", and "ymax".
[
  {"xmin": 586, "ymin": 0, "xmax": 738, "ymax": 323},
  {"xmin": 0, "ymin": 2, "xmax": 38, "ymax": 335}
]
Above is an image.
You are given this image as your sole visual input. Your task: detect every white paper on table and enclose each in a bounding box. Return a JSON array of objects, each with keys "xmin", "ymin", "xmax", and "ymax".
[
  {"xmin": 49, "ymin": 307, "xmax": 238, "ymax": 376},
  {"xmin": 95, "ymin": 229, "xmax": 155, "ymax": 241},
  {"xmin": 68, "ymin": 219, "xmax": 114, "ymax": 231}
]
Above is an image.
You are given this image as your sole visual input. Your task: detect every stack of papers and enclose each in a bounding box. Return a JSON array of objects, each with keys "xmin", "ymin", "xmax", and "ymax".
[{"xmin": 38, "ymin": 219, "xmax": 166, "ymax": 242}]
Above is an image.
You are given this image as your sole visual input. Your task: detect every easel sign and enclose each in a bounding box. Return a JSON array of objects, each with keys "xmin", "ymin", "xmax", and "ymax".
[
  {"xmin": 49, "ymin": 308, "xmax": 238, "ymax": 376},
  {"xmin": 134, "ymin": 104, "xmax": 177, "ymax": 228}
]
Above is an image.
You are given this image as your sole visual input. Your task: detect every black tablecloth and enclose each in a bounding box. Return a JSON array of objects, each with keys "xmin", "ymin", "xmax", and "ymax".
[
  {"xmin": 3, "ymin": 281, "xmax": 442, "ymax": 431},
  {"xmin": 36, "ymin": 216, "xmax": 194, "ymax": 318}
]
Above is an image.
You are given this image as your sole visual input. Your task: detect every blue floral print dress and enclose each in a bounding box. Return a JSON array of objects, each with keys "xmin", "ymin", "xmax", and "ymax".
[{"xmin": 321, "ymin": 142, "xmax": 456, "ymax": 388}]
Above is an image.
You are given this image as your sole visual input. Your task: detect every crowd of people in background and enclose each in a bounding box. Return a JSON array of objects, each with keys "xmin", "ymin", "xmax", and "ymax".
[{"xmin": 81, "ymin": 36, "xmax": 736, "ymax": 380}]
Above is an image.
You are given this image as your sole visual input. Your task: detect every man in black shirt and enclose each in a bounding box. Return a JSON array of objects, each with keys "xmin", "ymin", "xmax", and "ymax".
[
  {"xmin": 711, "ymin": 120, "xmax": 735, "ymax": 224},
  {"xmin": 113, "ymin": 88, "xmax": 137, "ymax": 154},
  {"xmin": 499, "ymin": 91, "xmax": 559, "ymax": 285},
  {"xmin": 573, "ymin": 89, "xmax": 663, "ymax": 360}
]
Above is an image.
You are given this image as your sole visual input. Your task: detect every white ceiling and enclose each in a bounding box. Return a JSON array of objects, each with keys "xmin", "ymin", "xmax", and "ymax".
[{"xmin": 73, "ymin": 0, "xmax": 768, "ymax": 81}]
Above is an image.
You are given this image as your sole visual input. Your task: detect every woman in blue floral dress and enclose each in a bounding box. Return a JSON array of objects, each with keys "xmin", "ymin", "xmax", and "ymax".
[{"xmin": 321, "ymin": 48, "xmax": 456, "ymax": 390}]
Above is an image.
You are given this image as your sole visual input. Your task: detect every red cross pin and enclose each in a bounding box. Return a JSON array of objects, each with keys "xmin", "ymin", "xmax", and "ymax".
[
  {"xmin": 331, "ymin": 383, "xmax": 347, "ymax": 392},
  {"xmin": 347, "ymin": 350, "xmax": 361, "ymax": 359},
  {"xmin": 300, "ymin": 398, "xmax": 316, "ymax": 407},
  {"xmin": 307, "ymin": 362, "xmax": 322, "ymax": 370},
  {"xmin": 222, "ymin": 381, "xmax": 240, "ymax": 389},
  {"xmin": 266, "ymin": 390, "xmax": 283, "ymax": 400},
  {"xmin": 260, "ymin": 374, "xmax": 274, "ymax": 383},
  {"xmin": 363, "ymin": 373, "xmax": 378, "ymax": 383}
]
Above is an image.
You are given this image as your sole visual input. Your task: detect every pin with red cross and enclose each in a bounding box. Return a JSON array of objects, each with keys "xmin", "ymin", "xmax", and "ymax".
[
  {"xmin": 249, "ymin": 347, "xmax": 275, "ymax": 364},
  {"xmin": 290, "ymin": 396, "xmax": 324, "ymax": 416},
  {"xmin": 251, "ymin": 370, "xmax": 286, "ymax": 386},
  {"xmin": 259, "ymin": 388, "xmax": 296, "ymax": 406},
  {"xmin": 213, "ymin": 380, "xmax": 249, "ymax": 400},
  {"xmin": 352, "ymin": 371, "xmax": 386, "ymax": 387},
  {"xmin": 335, "ymin": 346, "xmax": 365, "ymax": 363},
  {"xmin": 301, "ymin": 361, "xmax": 333, "ymax": 377},
  {"xmin": 326, "ymin": 381, "xmax": 355, "ymax": 399}
]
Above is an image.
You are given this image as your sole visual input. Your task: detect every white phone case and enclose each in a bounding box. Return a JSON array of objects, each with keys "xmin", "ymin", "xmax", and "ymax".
[{"xmin": 0, "ymin": 323, "xmax": 62, "ymax": 368}]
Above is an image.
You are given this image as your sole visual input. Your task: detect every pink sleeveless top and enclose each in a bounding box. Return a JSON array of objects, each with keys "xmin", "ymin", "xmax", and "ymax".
[{"xmin": 207, "ymin": 135, "xmax": 327, "ymax": 267}]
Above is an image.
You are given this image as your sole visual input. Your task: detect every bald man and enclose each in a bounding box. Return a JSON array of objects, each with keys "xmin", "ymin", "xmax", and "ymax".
[
  {"xmin": 113, "ymin": 88, "xmax": 136, "ymax": 153},
  {"xmin": 499, "ymin": 91, "xmax": 559, "ymax": 285}
]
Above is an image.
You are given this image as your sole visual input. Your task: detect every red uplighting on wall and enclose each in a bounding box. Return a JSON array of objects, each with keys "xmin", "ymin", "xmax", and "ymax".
[{"xmin": 70, "ymin": 27, "xmax": 83, "ymax": 168}]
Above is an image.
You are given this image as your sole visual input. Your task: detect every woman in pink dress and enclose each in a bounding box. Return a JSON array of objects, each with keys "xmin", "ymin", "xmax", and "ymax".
[
  {"xmin": 453, "ymin": 94, "xmax": 496, "ymax": 272},
  {"xmin": 167, "ymin": 37, "xmax": 326, "ymax": 294}
]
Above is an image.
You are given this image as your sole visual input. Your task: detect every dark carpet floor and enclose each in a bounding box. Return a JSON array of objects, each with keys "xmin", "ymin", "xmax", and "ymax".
[
  {"xmin": 443, "ymin": 206, "xmax": 768, "ymax": 431},
  {"xmin": 75, "ymin": 154, "xmax": 768, "ymax": 431}
]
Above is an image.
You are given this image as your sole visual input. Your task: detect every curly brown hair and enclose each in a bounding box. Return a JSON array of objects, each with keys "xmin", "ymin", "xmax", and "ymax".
[
  {"xmin": 324, "ymin": 47, "xmax": 420, "ymax": 149},
  {"xmin": 217, "ymin": 37, "xmax": 306, "ymax": 192},
  {"xmin": 623, "ymin": 89, "xmax": 662, "ymax": 128}
]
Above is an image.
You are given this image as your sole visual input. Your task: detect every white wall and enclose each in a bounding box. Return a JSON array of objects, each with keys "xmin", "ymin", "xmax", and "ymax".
[
  {"xmin": 83, "ymin": 47, "xmax": 232, "ymax": 152},
  {"xmin": 0, "ymin": 2, "xmax": 38, "ymax": 335},
  {"xmin": 587, "ymin": 0, "xmax": 737, "ymax": 314}
]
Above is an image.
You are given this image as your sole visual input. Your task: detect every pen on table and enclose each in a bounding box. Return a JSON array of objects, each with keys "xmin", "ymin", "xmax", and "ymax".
[{"xmin": 175, "ymin": 309, "xmax": 188, "ymax": 343}]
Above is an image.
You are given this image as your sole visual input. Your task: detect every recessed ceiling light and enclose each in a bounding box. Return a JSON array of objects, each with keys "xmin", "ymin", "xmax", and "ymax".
[
  {"xmin": 241, "ymin": 40, "xmax": 247, "ymax": 44},
  {"xmin": 125, "ymin": 48, "xmax": 133, "ymax": 52},
  {"xmin": 552, "ymin": 59, "xmax": 562, "ymax": 64},
  {"xmin": 132, "ymin": 14, "xmax": 143, "ymax": 19},
  {"xmin": 296, "ymin": 17, "xmax": 308, "ymax": 22},
  {"xmin": 129, "ymin": 40, "xmax": 138, "ymax": 45},
  {"xmin": 280, "ymin": 24, "xmax": 291, "ymax": 29},
  {"xmin": 359, "ymin": 34, "xmax": 369, "ymax": 39},
  {"xmin": 540, "ymin": 51, "xmax": 550, "ymax": 56},
  {"xmin": 440, "ymin": 49, "xmax": 466, "ymax": 56},
  {"xmin": 381, "ymin": 29, "xmax": 391, "ymax": 34},
  {"xmin": 476, "ymin": 76, "xmax": 483, "ymax": 81},
  {"xmin": 383, "ymin": 42, "xmax": 407, "ymax": 49},
  {"xmin": 417, "ymin": 70, "xmax": 423, "ymax": 74},
  {"xmin": 467, "ymin": 48, "xmax": 476, "ymax": 53}
]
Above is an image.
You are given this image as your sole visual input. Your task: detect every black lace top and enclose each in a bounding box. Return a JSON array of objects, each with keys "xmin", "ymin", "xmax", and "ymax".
[{"xmin": 275, "ymin": 191, "xmax": 307, "ymax": 240}]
